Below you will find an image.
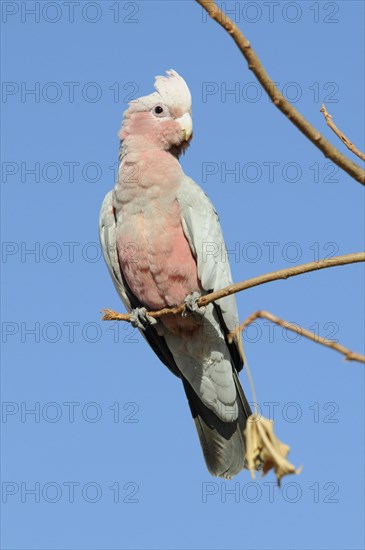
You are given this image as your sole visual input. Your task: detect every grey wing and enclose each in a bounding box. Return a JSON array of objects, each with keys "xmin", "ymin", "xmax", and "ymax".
[
  {"xmin": 99, "ymin": 191, "xmax": 132, "ymax": 311},
  {"xmin": 99, "ymin": 191, "xmax": 181, "ymax": 378},
  {"xmin": 177, "ymin": 177, "xmax": 243, "ymax": 372}
]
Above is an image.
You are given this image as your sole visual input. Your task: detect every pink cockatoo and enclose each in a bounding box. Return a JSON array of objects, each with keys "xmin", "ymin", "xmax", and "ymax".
[{"xmin": 99, "ymin": 70, "xmax": 252, "ymax": 479}]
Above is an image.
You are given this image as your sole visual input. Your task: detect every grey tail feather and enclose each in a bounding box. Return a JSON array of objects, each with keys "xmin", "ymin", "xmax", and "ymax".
[{"xmin": 182, "ymin": 371, "xmax": 252, "ymax": 479}]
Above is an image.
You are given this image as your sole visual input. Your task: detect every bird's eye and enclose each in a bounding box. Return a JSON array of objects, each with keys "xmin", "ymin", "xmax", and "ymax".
[{"xmin": 154, "ymin": 105, "xmax": 164, "ymax": 115}]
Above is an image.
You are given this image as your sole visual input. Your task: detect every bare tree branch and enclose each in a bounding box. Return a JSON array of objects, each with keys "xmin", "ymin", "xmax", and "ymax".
[
  {"xmin": 320, "ymin": 103, "xmax": 365, "ymax": 162},
  {"xmin": 102, "ymin": 251, "xmax": 365, "ymax": 322},
  {"xmin": 195, "ymin": 0, "xmax": 365, "ymax": 185},
  {"xmin": 229, "ymin": 310, "xmax": 365, "ymax": 364}
]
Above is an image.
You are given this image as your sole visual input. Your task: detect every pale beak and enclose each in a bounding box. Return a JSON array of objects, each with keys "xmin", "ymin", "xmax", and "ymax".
[{"xmin": 176, "ymin": 112, "xmax": 193, "ymax": 141}]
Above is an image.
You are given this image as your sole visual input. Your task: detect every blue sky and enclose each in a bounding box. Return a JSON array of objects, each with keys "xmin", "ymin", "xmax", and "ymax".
[{"xmin": 1, "ymin": 1, "xmax": 364, "ymax": 549}]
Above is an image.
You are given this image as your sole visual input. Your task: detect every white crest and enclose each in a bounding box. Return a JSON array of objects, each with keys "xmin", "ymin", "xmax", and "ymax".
[
  {"xmin": 154, "ymin": 69, "xmax": 192, "ymax": 112},
  {"xmin": 126, "ymin": 69, "xmax": 192, "ymax": 114}
]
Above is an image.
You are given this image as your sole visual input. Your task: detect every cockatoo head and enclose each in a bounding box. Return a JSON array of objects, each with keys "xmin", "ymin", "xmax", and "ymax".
[{"xmin": 119, "ymin": 70, "xmax": 193, "ymax": 156}]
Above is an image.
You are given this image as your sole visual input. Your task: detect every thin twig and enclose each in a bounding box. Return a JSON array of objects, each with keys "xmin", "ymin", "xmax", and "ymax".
[
  {"xmin": 195, "ymin": 0, "xmax": 365, "ymax": 185},
  {"xmin": 229, "ymin": 310, "xmax": 365, "ymax": 364},
  {"xmin": 102, "ymin": 251, "xmax": 365, "ymax": 322},
  {"xmin": 320, "ymin": 103, "xmax": 365, "ymax": 162}
]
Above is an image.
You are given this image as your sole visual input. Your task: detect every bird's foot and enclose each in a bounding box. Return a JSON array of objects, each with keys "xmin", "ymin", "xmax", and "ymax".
[
  {"xmin": 182, "ymin": 291, "xmax": 206, "ymax": 318},
  {"xmin": 130, "ymin": 307, "xmax": 157, "ymax": 331}
]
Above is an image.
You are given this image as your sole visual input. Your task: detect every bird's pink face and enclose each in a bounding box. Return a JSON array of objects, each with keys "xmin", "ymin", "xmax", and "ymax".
[
  {"xmin": 120, "ymin": 102, "xmax": 193, "ymax": 154},
  {"xmin": 119, "ymin": 70, "xmax": 193, "ymax": 156}
]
